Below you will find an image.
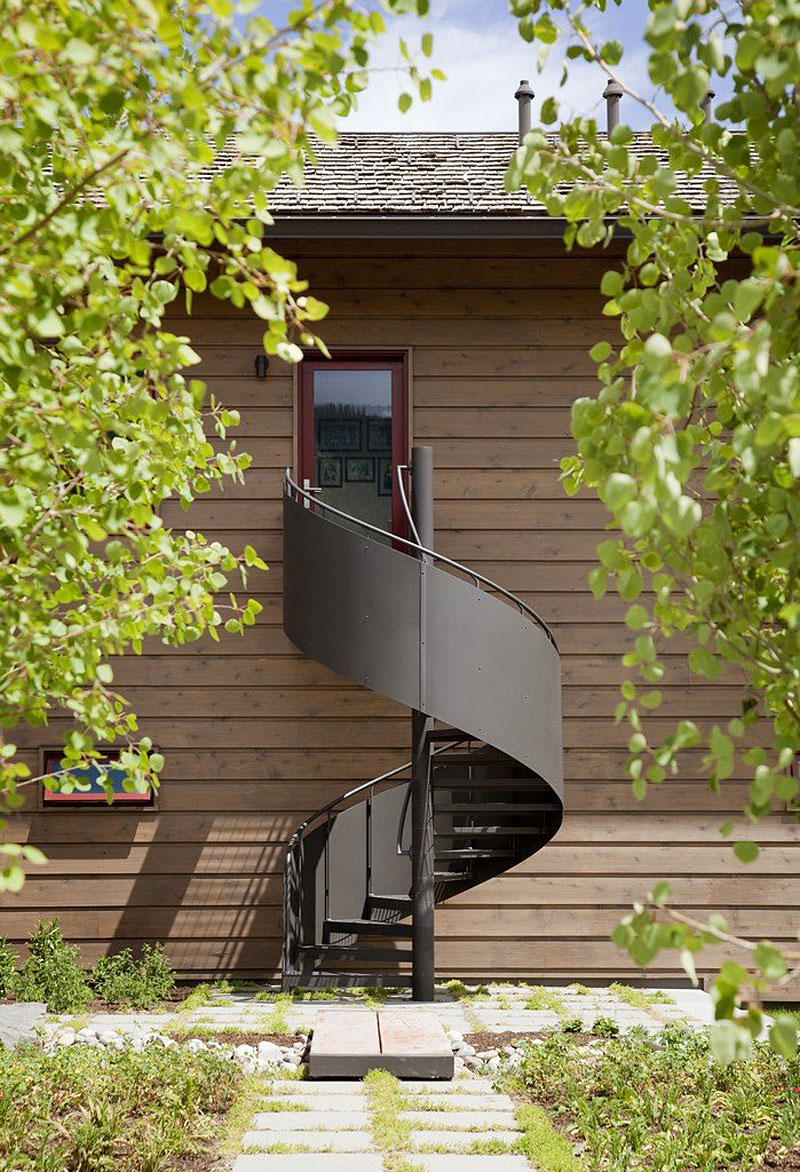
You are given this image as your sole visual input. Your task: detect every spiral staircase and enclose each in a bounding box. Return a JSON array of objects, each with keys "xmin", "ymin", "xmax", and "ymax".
[{"xmin": 281, "ymin": 461, "xmax": 563, "ymax": 991}]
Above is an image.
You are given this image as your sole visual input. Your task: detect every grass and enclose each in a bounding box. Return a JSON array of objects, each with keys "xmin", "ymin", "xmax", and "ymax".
[
  {"xmin": 0, "ymin": 1040, "xmax": 241, "ymax": 1171},
  {"xmin": 442, "ymin": 979, "xmax": 489, "ymax": 1001},
  {"xmin": 506, "ymin": 1024, "xmax": 800, "ymax": 1172},
  {"xmin": 364, "ymin": 1068, "xmax": 412, "ymax": 1153},
  {"xmin": 219, "ymin": 1073, "xmax": 275, "ymax": 1156},
  {"xmin": 523, "ymin": 985, "xmax": 567, "ymax": 1016},
  {"xmin": 569, "ymin": 983, "xmax": 591, "ymax": 996},
  {"xmin": 516, "ymin": 1103, "xmax": 583, "ymax": 1171},
  {"xmin": 607, "ymin": 982, "xmax": 674, "ymax": 1009}
]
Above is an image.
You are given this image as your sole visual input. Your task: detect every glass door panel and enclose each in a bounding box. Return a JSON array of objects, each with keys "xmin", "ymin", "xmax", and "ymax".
[{"xmin": 299, "ymin": 356, "xmax": 407, "ymax": 540}]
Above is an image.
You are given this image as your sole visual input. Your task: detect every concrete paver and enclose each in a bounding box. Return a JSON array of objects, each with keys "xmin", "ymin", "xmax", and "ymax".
[
  {"xmin": 251, "ymin": 1110, "xmax": 370, "ymax": 1130},
  {"xmin": 242, "ymin": 1130, "xmax": 374, "ymax": 1151},
  {"xmin": 234, "ymin": 1156, "xmax": 383, "ymax": 1171}
]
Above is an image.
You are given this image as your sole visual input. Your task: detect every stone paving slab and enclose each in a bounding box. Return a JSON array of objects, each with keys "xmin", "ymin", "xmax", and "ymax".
[
  {"xmin": 242, "ymin": 1130, "xmax": 374, "ymax": 1151},
  {"xmin": 270, "ymin": 1080, "xmax": 365, "ymax": 1094},
  {"xmin": 262, "ymin": 1094, "xmax": 367, "ymax": 1111},
  {"xmin": 234, "ymin": 1155, "xmax": 383, "ymax": 1171},
  {"xmin": 251, "ymin": 1110, "xmax": 370, "ymax": 1130},
  {"xmin": 411, "ymin": 1129, "xmax": 523, "ymax": 1148},
  {"xmin": 406, "ymin": 1093, "xmax": 514, "ymax": 1110},
  {"xmin": 401, "ymin": 1110, "xmax": 517, "ymax": 1130},
  {"xmin": 0, "ymin": 1003, "xmax": 47, "ymax": 1048},
  {"xmin": 406, "ymin": 1157, "xmax": 530, "ymax": 1170}
]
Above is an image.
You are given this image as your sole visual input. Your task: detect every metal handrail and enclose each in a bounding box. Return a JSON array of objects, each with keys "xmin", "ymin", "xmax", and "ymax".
[
  {"xmin": 395, "ymin": 462, "xmax": 425, "ymax": 554},
  {"xmin": 284, "ymin": 468, "xmax": 558, "ymax": 649}
]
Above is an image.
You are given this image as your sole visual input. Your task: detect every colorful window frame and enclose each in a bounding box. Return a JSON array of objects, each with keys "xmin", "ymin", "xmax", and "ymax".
[{"xmin": 40, "ymin": 749, "xmax": 156, "ymax": 808}]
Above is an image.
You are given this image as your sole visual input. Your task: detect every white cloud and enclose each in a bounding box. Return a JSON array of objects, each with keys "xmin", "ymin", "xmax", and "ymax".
[{"xmin": 343, "ymin": 0, "xmax": 655, "ymax": 132}]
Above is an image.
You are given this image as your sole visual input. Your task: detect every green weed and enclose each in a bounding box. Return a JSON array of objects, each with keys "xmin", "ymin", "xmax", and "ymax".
[
  {"xmin": 516, "ymin": 1103, "xmax": 583, "ymax": 1171},
  {"xmin": 364, "ymin": 1068, "xmax": 412, "ymax": 1151},
  {"xmin": 0, "ymin": 1040, "xmax": 241, "ymax": 1170},
  {"xmin": 512, "ymin": 1025, "xmax": 800, "ymax": 1172},
  {"xmin": 608, "ymin": 982, "xmax": 673, "ymax": 1009},
  {"xmin": 569, "ymin": 983, "xmax": 591, "ymax": 996},
  {"xmin": 523, "ymin": 985, "xmax": 567, "ymax": 1016},
  {"xmin": 591, "ymin": 1016, "xmax": 620, "ymax": 1038}
]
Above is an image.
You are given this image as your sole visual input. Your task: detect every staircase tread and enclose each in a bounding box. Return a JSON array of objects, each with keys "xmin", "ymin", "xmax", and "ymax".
[
  {"xmin": 435, "ymin": 848, "xmax": 517, "ymax": 858},
  {"xmin": 434, "ymin": 802, "xmax": 557, "ymax": 813},
  {"xmin": 299, "ymin": 944, "xmax": 413, "ymax": 961},
  {"xmin": 324, "ymin": 918, "xmax": 413, "ymax": 937},
  {"xmin": 437, "ymin": 825, "xmax": 545, "ymax": 835}
]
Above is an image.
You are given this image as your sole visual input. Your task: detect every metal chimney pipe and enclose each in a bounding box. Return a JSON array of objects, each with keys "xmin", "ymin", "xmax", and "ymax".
[
  {"xmin": 515, "ymin": 79, "xmax": 534, "ymax": 144},
  {"xmin": 700, "ymin": 89, "xmax": 715, "ymax": 123},
  {"xmin": 603, "ymin": 79, "xmax": 623, "ymax": 133}
]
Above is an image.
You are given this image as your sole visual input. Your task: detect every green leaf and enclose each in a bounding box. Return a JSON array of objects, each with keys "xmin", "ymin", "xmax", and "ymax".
[
  {"xmin": 398, "ymin": 92, "xmax": 412, "ymax": 113},
  {"xmin": 770, "ymin": 1014, "xmax": 798, "ymax": 1059},
  {"xmin": 733, "ymin": 840, "xmax": 759, "ymax": 864}
]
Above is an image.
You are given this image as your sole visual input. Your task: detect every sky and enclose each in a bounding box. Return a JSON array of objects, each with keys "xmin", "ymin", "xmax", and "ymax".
[{"xmin": 260, "ymin": 0, "xmax": 705, "ymax": 133}]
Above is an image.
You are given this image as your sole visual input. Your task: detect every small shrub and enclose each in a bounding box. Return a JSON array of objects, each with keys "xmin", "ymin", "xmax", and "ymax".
[
  {"xmin": 91, "ymin": 944, "xmax": 175, "ymax": 1009},
  {"xmin": 0, "ymin": 936, "xmax": 19, "ymax": 998},
  {"xmin": 591, "ymin": 1015, "xmax": 620, "ymax": 1038},
  {"xmin": 16, "ymin": 919, "xmax": 90, "ymax": 1013},
  {"xmin": 561, "ymin": 1017, "xmax": 583, "ymax": 1033}
]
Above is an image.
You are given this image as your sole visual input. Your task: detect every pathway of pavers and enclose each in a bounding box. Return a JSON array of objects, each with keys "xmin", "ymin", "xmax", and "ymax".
[
  {"xmin": 44, "ymin": 982, "xmax": 714, "ymax": 1043},
  {"xmin": 234, "ymin": 1076, "xmax": 531, "ymax": 1172}
]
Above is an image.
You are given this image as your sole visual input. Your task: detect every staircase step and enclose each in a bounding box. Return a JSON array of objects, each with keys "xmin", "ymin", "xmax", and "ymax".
[
  {"xmin": 426, "ymin": 728, "xmax": 473, "ymax": 743},
  {"xmin": 437, "ymin": 825, "xmax": 543, "ymax": 836},
  {"xmin": 284, "ymin": 971, "xmax": 412, "ymax": 989},
  {"xmin": 433, "ymin": 753, "xmax": 511, "ymax": 766},
  {"xmin": 367, "ymin": 894, "xmax": 412, "ymax": 913},
  {"xmin": 434, "ymin": 802, "xmax": 558, "ymax": 814},
  {"xmin": 435, "ymin": 848, "xmax": 516, "ymax": 859},
  {"xmin": 298, "ymin": 945, "xmax": 413, "ymax": 963},
  {"xmin": 324, "ymin": 918, "xmax": 414, "ymax": 939},
  {"xmin": 433, "ymin": 776, "xmax": 536, "ymax": 789}
]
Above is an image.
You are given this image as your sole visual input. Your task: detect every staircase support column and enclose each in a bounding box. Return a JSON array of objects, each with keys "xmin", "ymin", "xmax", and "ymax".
[{"xmin": 411, "ymin": 445, "xmax": 435, "ymax": 1002}]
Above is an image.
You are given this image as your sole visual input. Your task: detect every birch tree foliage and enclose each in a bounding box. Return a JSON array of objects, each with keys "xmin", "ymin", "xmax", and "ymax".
[
  {"xmin": 0, "ymin": 0, "xmax": 435, "ymax": 890},
  {"xmin": 506, "ymin": 0, "xmax": 799, "ymax": 1058}
]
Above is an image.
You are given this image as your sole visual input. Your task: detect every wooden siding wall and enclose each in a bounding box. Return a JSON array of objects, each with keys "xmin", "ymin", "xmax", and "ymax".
[{"xmin": 6, "ymin": 238, "xmax": 798, "ymax": 983}]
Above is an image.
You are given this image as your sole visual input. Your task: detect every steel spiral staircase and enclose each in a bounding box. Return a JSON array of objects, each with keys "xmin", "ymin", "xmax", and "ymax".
[{"xmin": 281, "ymin": 457, "xmax": 563, "ymax": 992}]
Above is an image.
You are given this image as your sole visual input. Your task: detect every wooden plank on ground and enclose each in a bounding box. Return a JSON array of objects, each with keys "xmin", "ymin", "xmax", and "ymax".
[{"xmin": 308, "ymin": 1009, "xmax": 454, "ymax": 1080}]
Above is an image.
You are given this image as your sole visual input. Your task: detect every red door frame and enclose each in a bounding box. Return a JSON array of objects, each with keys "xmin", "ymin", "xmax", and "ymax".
[{"xmin": 298, "ymin": 351, "xmax": 410, "ymax": 539}]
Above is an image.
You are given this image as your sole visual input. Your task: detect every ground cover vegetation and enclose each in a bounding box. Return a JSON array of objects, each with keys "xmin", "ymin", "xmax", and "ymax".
[
  {"xmin": 505, "ymin": 1025, "xmax": 800, "ymax": 1172},
  {"xmin": 0, "ymin": 0, "xmax": 435, "ymax": 891},
  {"xmin": 507, "ymin": 0, "xmax": 799, "ymax": 1055},
  {"xmin": 0, "ymin": 919, "xmax": 175, "ymax": 1011},
  {"xmin": 0, "ymin": 1041, "xmax": 242, "ymax": 1172}
]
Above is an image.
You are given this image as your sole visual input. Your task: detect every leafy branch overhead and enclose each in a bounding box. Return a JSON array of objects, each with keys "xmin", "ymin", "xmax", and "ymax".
[
  {"xmin": 507, "ymin": 0, "xmax": 798, "ymax": 1057},
  {"xmin": 0, "ymin": 0, "xmax": 436, "ymax": 891}
]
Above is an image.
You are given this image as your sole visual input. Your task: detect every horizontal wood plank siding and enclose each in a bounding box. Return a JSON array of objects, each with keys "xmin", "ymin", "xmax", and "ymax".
[{"xmin": 4, "ymin": 237, "xmax": 795, "ymax": 984}]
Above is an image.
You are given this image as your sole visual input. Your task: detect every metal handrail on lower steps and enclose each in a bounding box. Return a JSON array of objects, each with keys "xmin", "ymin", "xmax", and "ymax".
[{"xmin": 282, "ymin": 736, "xmax": 468, "ymax": 980}]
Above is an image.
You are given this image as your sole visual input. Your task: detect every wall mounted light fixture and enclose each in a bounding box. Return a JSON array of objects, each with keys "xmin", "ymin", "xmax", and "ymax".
[{"xmin": 254, "ymin": 354, "xmax": 269, "ymax": 378}]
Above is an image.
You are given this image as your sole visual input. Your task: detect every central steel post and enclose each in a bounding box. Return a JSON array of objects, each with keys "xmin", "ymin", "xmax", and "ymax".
[{"xmin": 410, "ymin": 444, "xmax": 436, "ymax": 1002}]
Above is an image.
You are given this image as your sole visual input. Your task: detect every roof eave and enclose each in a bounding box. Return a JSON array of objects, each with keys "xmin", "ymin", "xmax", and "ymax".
[{"xmin": 268, "ymin": 215, "xmax": 575, "ymax": 238}]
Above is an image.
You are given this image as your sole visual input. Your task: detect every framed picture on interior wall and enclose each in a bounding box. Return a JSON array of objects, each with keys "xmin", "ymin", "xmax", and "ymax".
[
  {"xmin": 345, "ymin": 457, "xmax": 375, "ymax": 483},
  {"xmin": 378, "ymin": 458, "xmax": 393, "ymax": 496},
  {"xmin": 367, "ymin": 418, "xmax": 391, "ymax": 452},
  {"xmin": 317, "ymin": 417, "xmax": 361, "ymax": 452},
  {"xmin": 318, "ymin": 456, "xmax": 343, "ymax": 488}
]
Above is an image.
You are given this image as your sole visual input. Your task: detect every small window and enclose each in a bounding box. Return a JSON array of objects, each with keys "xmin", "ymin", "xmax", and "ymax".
[{"xmin": 41, "ymin": 750, "xmax": 155, "ymax": 808}]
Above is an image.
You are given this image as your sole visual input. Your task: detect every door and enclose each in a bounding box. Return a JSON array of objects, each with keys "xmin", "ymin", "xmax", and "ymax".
[{"xmin": 298, "ymin": 353, "xmax": 409, "ymax": 539}]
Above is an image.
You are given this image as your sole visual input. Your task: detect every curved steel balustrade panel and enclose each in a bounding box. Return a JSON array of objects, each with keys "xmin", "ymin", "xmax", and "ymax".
[
  {"xmin": 283, "ymin": 494, "xmax": 423, "ymax": 711},
  {"xmin": 283, "ymin": 492, "xmax": 562, "ymax": 798}
]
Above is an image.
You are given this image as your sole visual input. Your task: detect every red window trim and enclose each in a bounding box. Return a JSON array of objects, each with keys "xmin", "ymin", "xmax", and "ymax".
[
  {"xmin": 40, "ymin": 748, "xmax": 156, "ymax": 809},
  {"xmin": 297, "ymin": 351, "xmax": 410, "ymax": 540}
]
